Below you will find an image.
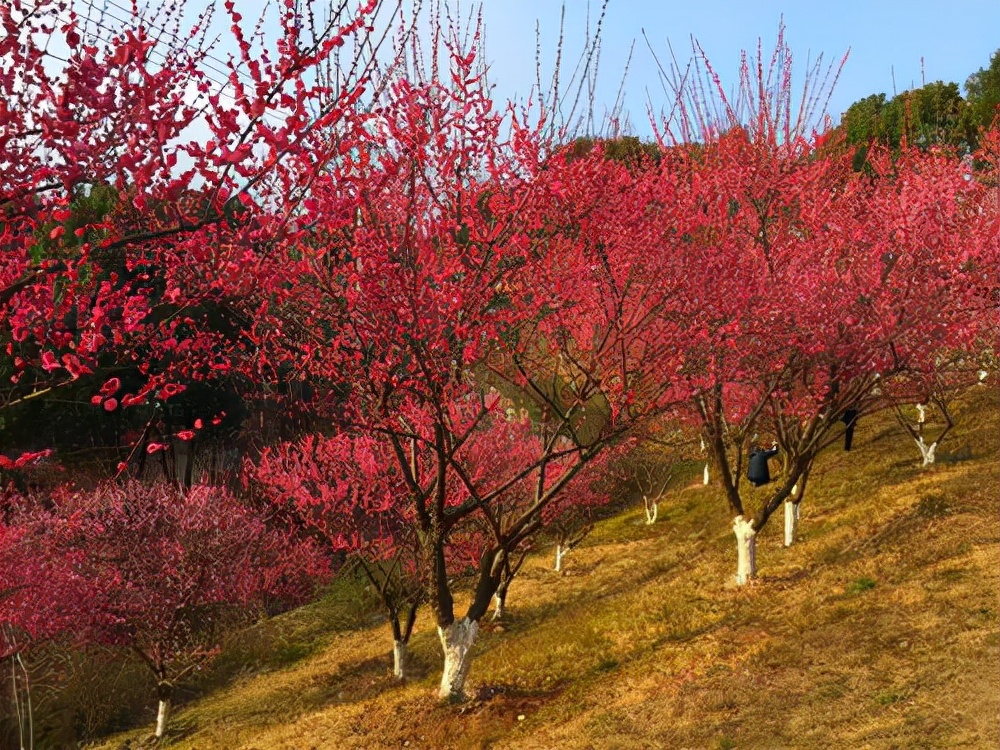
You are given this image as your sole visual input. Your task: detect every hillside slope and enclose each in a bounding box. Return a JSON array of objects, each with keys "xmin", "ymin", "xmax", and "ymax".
[{"xmin": 92, "ymin": 387, "xmax": 1000, "ymax": 750}]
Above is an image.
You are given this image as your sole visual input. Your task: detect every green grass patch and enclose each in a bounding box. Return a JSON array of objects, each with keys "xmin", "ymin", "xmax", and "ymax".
[{"xmin": 847, "ymin": 576, "xmax": 877, "ymax": 594}]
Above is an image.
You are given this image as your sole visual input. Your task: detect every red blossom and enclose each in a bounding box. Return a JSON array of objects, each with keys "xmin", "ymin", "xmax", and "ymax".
[
  {"xmin": 100, "ymin": 377, "xmax": 121, "ymax": 396},
  {"xmin": 40, "ymin": 351, "xmax": 60, "ymax": 372}
]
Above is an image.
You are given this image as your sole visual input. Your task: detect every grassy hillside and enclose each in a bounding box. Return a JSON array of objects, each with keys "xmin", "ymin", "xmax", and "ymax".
[{"xmin": 92, "ymin": 387, "xmax": 999, "ymax": 749}]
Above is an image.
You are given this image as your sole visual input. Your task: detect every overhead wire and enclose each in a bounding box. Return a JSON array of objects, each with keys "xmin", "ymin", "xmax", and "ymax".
[
  {"xmin": 98, "ymin": 0, "xmax": 259, "ymax": 87},
  {"xmin": 24, "ymin": 0, "xmax": 368, "ymax": 129},
  {"xmin": 89, "ymin": 0, "xmax": 396, "ymax": 123},
  {"xmin": 74, "ymin": 0, "xmax": 290, "ymax": 127}
]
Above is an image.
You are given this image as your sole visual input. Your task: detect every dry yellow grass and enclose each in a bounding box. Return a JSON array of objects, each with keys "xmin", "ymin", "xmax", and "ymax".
[{"xmin": 91, "ymin": 387, "xmax": 999, "ymax": 750}]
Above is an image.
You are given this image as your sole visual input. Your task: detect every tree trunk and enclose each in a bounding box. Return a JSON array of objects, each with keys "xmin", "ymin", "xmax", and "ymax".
[
  {"xmin": 703, "ymin": 462, "xmax": 710, "ymax": 485},
  {"xmin": 438, "ymin": 618, "xmax": 478, "ymax": 701},
  {"xmin": 491, "ymin": 581, "xmax": 508, "ymax": 622},
  {"xmin": 733, "ymin": 515, "xmax": 757, "ymax": 585},
  {"xmin": 491, "ymin": 592, "xmax": 505, "ymax": 621},
  {"xmin": 554, "ymin": 544, "xmax": 568, "ymax": 572},
  {"xmin": 392, "ymin": 639, "xmax": 408, "ymax": 681},
  {"xmin": 155, "ymin": 699, "xmax": 170, "ymax": 739},
  {"xmin": 386, "ymin": 600, "xmax": 418, "ymax": 682},
  {"xmin": 643, "ymin": 496, "xmax": 657, "ymax": 525},
  {"xmin": 915, "ymin": 437, "xmax": 938, "ymax": 466},
  {"xmin": 173, "ymin": 437, "xmax": 192, "ymax": 489},
  {"xmin": 896, "ymin": 398, "xmax": 951, "ymax": 468},
  {"xmin": 783, "ymin": 499, "xmax": 800, "ymax": 547},
  {"xmin": 154, "ymin": 681, "xmax": 172, "ymax": 739}
]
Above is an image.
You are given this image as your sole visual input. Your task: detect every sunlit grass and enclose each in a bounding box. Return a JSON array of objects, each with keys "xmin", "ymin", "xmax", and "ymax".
[{"xmin": 89, "ymin": 387, "xmax": 999, "ymax": 749}]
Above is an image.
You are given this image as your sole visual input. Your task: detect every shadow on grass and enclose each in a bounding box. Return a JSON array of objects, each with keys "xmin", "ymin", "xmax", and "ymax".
[
  {"xmin": 193, "ymin": 650, "xmax": 404, "ymax": 734},
  {"xmin": 482, "ymin": 552, "xmax": 692, "ymax": 645}
]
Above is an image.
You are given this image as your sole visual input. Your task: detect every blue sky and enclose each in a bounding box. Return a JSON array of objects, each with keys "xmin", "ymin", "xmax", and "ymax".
[
  {"xmin": 58, "ymin": 0, "xmax": 999, "ymax": 140},
  {"xmin": 477, "ymin": 0, "xmax": 1000, "ymax": 135}
]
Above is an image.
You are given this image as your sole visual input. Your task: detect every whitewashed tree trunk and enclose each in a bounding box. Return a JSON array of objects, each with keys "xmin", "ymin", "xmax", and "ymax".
[
  {"xmin": 732, "ymin": 515, "xmax": 757, "ymax": 585},
  {"xmin": 700, "ymin": 438, "xmax": 709, "ymax": 485},
  {"xmin": 438, "ymin": 618, "xmax": 478, "ymax": 701},
  {"xmin": 783, "ymin": 500, "xmax": 800, "ymax": 547},
  {"xmin": 643, "ymin": 496, "xmax": 657, "ymax": 525},
  {"xmin": 554, "ymin": 544, "xmax": 569, "ymax": 572},
  {"xmin": 915, "ymin": 436, "xmax": 938, "ymax": 466},
  {"xmin": 915, "ymin": 403, "xmax": 927, "ymax": 426},
  {"xmin": 392, "ymin": 639, "xmax": 408, "ymax": 681},
  {"xmin": 491, "ymin": 593, "xmax": 505, "ymax": 621},
  {"xmin": 155, "ymin": 698, "xmax": 171, "ymax": 739}
]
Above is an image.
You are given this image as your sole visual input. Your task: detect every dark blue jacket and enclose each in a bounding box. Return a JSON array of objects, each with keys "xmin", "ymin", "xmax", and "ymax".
[
  {"xmin": 841, "ymin": 409, "xmax": 859, "ymax": 451},
  {"xmin": 747, "ymin": 446, "xmax": 778, "ymax": 486}
]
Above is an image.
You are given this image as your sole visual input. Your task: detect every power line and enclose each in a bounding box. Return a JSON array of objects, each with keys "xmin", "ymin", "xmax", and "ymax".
[
  {"xmin": 91, "ymin": 0, "xmax": 382, "ymax": 110},
  {"xmin": 98, "ymin": 0, "xmax": 257, "ymax": 86},
  {"xmin": 74, "ymin": 0, "xmax": 287, "ymax": 125},
  {"xmin": 22, "ymin": 0, "xmax": 316, "ymax": 128}
]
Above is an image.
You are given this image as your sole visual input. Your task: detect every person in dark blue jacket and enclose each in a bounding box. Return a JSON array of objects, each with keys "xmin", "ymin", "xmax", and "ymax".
[
  {"xmin": 841, "ymin": 409, "xmax": 859, "ymax": 451},
  {"xmin": 747, "ymin": 443, "xmax": 779, "ymax": 487}
]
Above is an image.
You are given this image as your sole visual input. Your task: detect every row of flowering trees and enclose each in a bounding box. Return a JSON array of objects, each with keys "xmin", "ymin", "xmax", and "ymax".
[{"xmin": 1, "ymin": 0, "xmax": 997, "ymax": 740}]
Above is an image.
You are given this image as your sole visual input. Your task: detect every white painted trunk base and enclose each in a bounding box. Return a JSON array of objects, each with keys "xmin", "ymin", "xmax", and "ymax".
[
  {"xmin": 554, "ymin": 544, "xmax": 568, "ymax": 572},
  {"xmin": 915, "ymin": 403, "xmax": 927, "ymax": 425},
  {"xmin": 915, "ymin": 437, "xmax": 938, "ymax": 466},
  {"xmin": 703, "ymin": 462, "xmax": 710, "ymax": 485},
  {"xmin": 438, "ymin": 618, "xmax": 478, "ymax": 701},
  {"xmin": 155, "ymin": 698, "xmax": 170, "ymax": 739},
  {"xmin": 732, "ymin": 515, "xmax": 757, "ymax": 585},
  {"xmin": 644, "ymin": 498, "xmax": 658, "ymax": 525},
  {"xmin": 491, "ymin": 593, "xmax": 505, "ymax": 621},
  {"xmin": 392, "ymin": 639, "xmax": 408, "ymax": 681},
  {"xmin": 783, "ymin": 500, "xmax": 800, "ymax": 547}
]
